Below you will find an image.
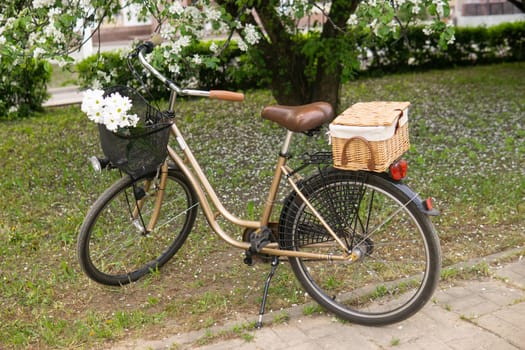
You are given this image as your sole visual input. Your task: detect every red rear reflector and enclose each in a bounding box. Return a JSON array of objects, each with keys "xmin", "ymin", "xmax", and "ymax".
[
  {"xmin": 425, "ymin": 197, "xmax": 433, "ymax": 210},
  {"xmin": 390, "ymin": 159, "xmax": 408, "ymax": 180}
]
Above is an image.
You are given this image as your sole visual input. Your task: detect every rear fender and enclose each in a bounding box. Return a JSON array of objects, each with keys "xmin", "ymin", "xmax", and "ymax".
[{"xmin": 375, "ymin": 173, "xmax": 440, "ymax": 216}]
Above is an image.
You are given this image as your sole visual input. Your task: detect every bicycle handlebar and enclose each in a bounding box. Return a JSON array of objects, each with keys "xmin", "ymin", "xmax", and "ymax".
[{"xmin": 136, "ymin": 39, "xmax": 244, "ymax": 102}]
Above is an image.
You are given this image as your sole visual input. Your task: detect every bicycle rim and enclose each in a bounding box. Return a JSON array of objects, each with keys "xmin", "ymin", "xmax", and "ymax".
[
  {"xmin": 77, "ymin": 169, "xmax": 198, "ymax": 285},
  {"xmin": 280, "ymin": 169, "xmax": 441, "ymax": 325}
]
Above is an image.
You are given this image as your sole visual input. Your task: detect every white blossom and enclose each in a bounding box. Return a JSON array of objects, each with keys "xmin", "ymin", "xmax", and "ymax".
[
  {"xmin": 33, "ymin": 47, "xmax": 46, "ymax": 58},
  {"xmin": 237, "ymin": 38, "xmax": 248, "ymax": 52},
  {"xmin": 209, "ymin": 42, "xmax": 219, "ymax": 53},
  {"xmin": 169, "ymin": 2, "xmax": 184, "ymax": 15},
  {"xmin": 243, "ymin": 24, "xmax": 260, "ymax": 45},
  {"xmin": 81, "ymin": 89, "xmax": 105, "ymax": 123},
  {"xmin": 48, "ymin": 7, "xmax": 62, "ymax": 18},
  {"xmin": 192, "ymin": 54, "xmax": 202, "ymax": 65},
  {"xmin": 168, "ymin": 63, "xmax": 180, "ymax": 75},
  {"xmin": 32, "ymin": 0, "xmax": 55, "ymax": 9},
  {"xmin": 448, "ymin": 33, "xmax": 456, "ymax": 45},
  {"xmin": 347, "ymin": 14, "xmax": 358, "ymax": 26},
  {"xmin": 185, "ymin": 6, "xmax": 202, "ymax": 23},
  {"xmin": 78, "ymin": 0, "xmax": 91, "ymax": 12},
  {"xmin": 435, "ymin": 0, "xmax": 446, "ymax": 17},
  {"xmin": 173, "ymin": 35, "xmax": 191, "ymax": 55},
  {"xmin": 204, "ymin": 7, "xmax": 222, "ymax": 21},
  {"xmin": 412, "ymin": 2, "xmax": 421, "ymax": 14},
  {"xmin": 423, "ymin": 27, "xmax": 433, "ymax": 36},
  {"xmin": 81, "ymin": 90, "xmax": 139, "ymax": 131}
]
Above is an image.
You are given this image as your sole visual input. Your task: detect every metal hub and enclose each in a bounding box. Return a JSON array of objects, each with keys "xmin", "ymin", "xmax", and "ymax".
[{"xmin": 350, "ymin": 236, "xmax": 374, "ymax": 262}]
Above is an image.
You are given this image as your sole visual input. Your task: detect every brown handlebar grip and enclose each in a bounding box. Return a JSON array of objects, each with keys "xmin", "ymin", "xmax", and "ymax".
[{"xmin": 209, "ymin": 90, "xmax": 245, "ymax": 102}]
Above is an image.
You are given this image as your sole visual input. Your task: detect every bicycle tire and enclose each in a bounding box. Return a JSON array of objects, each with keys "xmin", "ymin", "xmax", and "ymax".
[
  {"xmin": 279, "ymin": 168, "xmax": 441, "ymax": 325},
  {"xmin": 77, "ymin": 168, "xmax": 198, "ymax": 286}
]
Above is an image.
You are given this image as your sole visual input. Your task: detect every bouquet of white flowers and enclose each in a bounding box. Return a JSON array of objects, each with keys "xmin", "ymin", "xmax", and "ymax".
[
  {"xmin": 81, "ymin": 89, "xmax": 139, "ymax": 132},
  {"xmin": 81, "ymin": 86, "xmax": 172, "ymax": 177}
]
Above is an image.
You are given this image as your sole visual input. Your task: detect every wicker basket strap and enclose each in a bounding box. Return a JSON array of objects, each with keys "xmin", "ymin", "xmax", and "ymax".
[{"xmin": 341, "ymin": 136, "xmax": 376, "ymax": 171}]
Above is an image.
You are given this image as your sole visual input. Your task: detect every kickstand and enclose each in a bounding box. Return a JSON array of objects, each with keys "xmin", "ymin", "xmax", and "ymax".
[{"xmin": 256, "ymin": 256, "xmax": 280, "ymax": 329}]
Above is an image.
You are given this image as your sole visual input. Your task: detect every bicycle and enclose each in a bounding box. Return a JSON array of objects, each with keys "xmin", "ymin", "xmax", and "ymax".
[{"xmin": 77, "ymin": 40, "xmax": 442, "ymax": 327}]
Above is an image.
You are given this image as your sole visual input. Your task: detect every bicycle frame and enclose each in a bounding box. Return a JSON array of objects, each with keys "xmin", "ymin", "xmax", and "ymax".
[
  {"xmin": 165, "ymin": 122, "xmax": 353, "ymax": 261},
  {"xmin": 136, "ymin": 47, "xmax": 353, "ymax": 262}
]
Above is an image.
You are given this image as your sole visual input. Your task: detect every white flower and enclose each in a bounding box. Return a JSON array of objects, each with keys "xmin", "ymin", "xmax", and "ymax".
[
  {"xmin": 204, "ymin": 8, "xmax": 221, "ymax": 22},
  {"xmin": 48, "ymin": 7, "xmax": 61, "ymax": 17},
  {"xmin": 33, "ymin": 47, "xmax": 46, "ymax": 58},
  {"xmin": 82, "ymin": 90, "xmax": 139, "ymax": 130},
  {"xmin": 169, "ymin": 2, "xmax": 184, "ymax": 15},
  {"xmin": 32, "ymin": 0, "xmax": 55, "ymax": 9},
  {"xmin": 192, "ymin": 54, "xmax": 202, "ymax": 65},
  {"xmin": 243, "ymin": 24, "xmax": 260, "ymax": 46},
  {"xmin": 347, "ymin": 14, "xmax": 358, "ymax": 26},
  {"xmin": 423, "ymin": 27, "xmax": 433, "ymax": 36},
  {"xmin": 103, "ymin": 113, "xmax": 120, "ymax": 132},
  {"xmin": 209, "ymin": 42, "xmax": 219, "ymax": 53},
  {"xmin": 128, "ymin": 113, "xmax": 139, "ymax": 126},
  {"xmin": 81, "ymin": 89, "xmax": 105, "ymax": 121},
  {"xmin": 168, "ymin": 63, "xmax": 180, "ymax": 75},
  {"xmin": 173, "ymin": 35, "xmax": 191, "ymax": 55},
  {"xmin": 237, "ymin": 38, "xmax": 248, "ymax": 52}
]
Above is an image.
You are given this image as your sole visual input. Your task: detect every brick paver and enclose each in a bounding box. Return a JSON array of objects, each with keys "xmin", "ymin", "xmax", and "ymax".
[{"xmin": 109, "ymin": 252, "xmax": 525, "ymax": 350}]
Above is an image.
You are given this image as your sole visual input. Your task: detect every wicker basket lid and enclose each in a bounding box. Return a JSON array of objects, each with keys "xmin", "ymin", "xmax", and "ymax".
[{"xmin": 333, "ymin": 101, "xmax": 410, "ymax": 126}]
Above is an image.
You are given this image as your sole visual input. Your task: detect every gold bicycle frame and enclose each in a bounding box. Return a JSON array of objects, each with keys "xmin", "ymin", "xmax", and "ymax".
[
  {"xmin": 164, "ymin": 123, "xmax": 352, "ymax": 261},
  {"xmin": 136, "ymin": 49, "xmax": 353, "ymax": 262}
]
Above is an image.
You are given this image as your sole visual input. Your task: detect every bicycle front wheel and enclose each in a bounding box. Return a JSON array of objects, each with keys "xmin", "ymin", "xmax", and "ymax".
[
  {"xmin": 77, "ymin": 168, "xmax": 198, "ymax": 286},
  {"xmin": 279, "ymin": 168, "xmax": 441, "ymax": 325}
]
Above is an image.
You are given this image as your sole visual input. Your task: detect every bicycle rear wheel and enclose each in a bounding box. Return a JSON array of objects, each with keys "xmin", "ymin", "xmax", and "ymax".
[
  {"xmin": 279, "ymin": 168, "xmax": 441, "ymax": 325},
  {"xmin": 77, "ymin": 168, "xmax": 198, "ymax": 285}
]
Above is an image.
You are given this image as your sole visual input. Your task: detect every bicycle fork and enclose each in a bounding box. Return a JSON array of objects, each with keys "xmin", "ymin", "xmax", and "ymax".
[{"xmin": 131, "ymin": 163, "xmax": 169, "ymax": 233}]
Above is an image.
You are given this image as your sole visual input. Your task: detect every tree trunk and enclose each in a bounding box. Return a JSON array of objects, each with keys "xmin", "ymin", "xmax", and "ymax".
[
  {"xmin": 252, "ymin": 3, "xmax": 312, "ymax": 106},
  {"xmin": 218, "ymin": 0, "xmax": 360, "ymax": 111},
  {"xmin": 311, "ymin": 0, "xmax": 361, "ymax": 112}
]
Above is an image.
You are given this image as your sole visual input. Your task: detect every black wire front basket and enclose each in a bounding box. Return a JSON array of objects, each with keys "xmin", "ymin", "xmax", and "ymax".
[{"xmin": 97, "ymin": 86, "xmax": 172, "ymax": 178}]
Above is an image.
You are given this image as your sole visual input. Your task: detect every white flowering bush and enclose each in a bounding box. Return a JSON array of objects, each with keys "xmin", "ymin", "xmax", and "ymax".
[
  {"xmin": 76, "ymin": 39, "xmax": 268, "ymax": 99},
  {"xmin": 81, "ymin": 89, "xmax": 139, "ymax": 132},
  {"xmin": 1, "ymin": 0, "xmax": 456, "ymax": 115},
  {"xmin": 0, "ymin": 0, "xmax": 121, "ymax": 118},
  {"xmin": 0, "ymin": 55, "xmax": 51, "ymax": 120}
]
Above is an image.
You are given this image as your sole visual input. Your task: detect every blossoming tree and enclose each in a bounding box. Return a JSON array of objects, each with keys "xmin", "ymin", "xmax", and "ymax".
[{"xmin": 1, "ymin": 0, "xmax": 454, "ymax": 114}]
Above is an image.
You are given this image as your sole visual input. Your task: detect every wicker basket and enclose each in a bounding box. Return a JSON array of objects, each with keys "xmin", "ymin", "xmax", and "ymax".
[
  {"xmin": 98, "ymin": 86, "xmax": 172, "ymax": 178},
  {"xmin": 330, "ymin": 101, "xmax": 410, "ymax": 172}
]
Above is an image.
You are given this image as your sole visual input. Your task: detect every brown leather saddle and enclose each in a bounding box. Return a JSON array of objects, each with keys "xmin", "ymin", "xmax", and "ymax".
[{"xmin": 261, "ymin": 102, "xmax": 334, "ymax": 133}]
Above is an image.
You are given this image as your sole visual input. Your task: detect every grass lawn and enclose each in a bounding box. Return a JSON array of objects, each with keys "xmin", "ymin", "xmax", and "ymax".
[{"xmin": 0, "ymin": 62, "xmax": 524, "ymax": 349}]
